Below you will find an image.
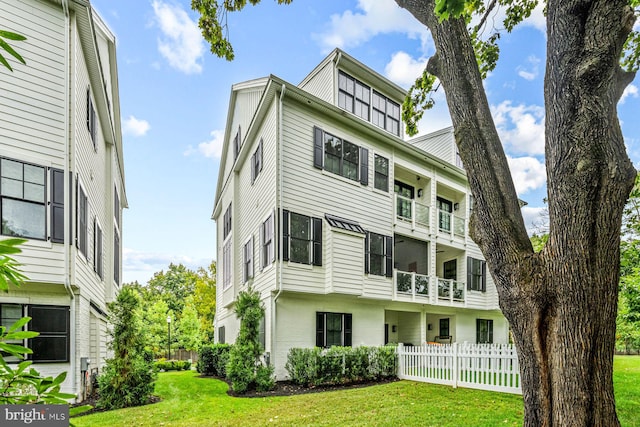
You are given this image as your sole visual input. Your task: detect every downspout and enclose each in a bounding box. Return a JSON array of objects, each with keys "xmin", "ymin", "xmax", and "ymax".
[
  {"xmin": 272, "ymin": 84, "xmax": 285, "ymax": 374},
  {"xmin": 61, "ymin": 0, "xmax": 77, "ymax": 399}
]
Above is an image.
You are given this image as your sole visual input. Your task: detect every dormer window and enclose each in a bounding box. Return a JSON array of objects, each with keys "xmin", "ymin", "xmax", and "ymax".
[
  {"xmin": 338, "ymin": 71, "xmax": 370, "ymax": 121},
  {"xmin": 337, "ymin": 71, "xmax": 400, "ymax": 136}
]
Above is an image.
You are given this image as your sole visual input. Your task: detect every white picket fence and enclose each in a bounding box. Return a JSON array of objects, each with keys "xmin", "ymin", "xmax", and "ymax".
[{"xmin": 397, "ymin": 343, "xmax": 522, "ymax": 394}]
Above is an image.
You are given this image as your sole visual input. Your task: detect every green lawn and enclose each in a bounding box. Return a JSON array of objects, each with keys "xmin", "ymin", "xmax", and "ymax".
[{"xmin": 72, "ymin": 356, "xmax": 640, "ymax": 427}]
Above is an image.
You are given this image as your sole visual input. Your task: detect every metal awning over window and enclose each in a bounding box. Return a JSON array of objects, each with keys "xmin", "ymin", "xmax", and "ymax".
[{"xmin": 324, "ymin": 213, "xmax": 366, "ymax": 234}]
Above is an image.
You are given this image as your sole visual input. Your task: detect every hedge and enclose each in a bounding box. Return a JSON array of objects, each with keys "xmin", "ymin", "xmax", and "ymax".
[
  {"xmin": 154, "ymin": 360, "xmax": 192, "ymax": 371},
  {"xmin": 197, "ymin": 343, "xmax": 231, "ymax": 377}
]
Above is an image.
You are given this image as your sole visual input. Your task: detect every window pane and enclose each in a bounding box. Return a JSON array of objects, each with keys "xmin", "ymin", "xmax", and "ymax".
[
  {"xmin": 1, "ymin": 159, "xmax": 22, "ymax": 180},
  {"xmin": 338, "ymin": 72, "xmax": 348, "ymax": 91},
  {"xmin": 24, "ymin": 164, "xmax": 45, "ymax": 185},
  {"xmin": 24, "ymin": 182, "xmax": 45, "ymax": 203},
  {"xmin": 1, "ymin": 304, "xmax": 22, "ymax": 327},
  {"xmin": 343, "ymin": 141, "xmax": 359, "ymax": 164},
  {"xmin": 375, "ymin": 155, "xmax": 388, "ymax": 174},
  {"xmin": 370, "ymin": 254, "xmax": 384, "ymax": 276},
  {"xmin": 29, "ymin": 306, "xmax": 68, "ymax": 333},
  {"xmin": 291, "ymin": 214, "xmax": 310, "ymax": 239},
  {"xmin": 372, "ymin": 110, "xmax": 385, "ymax": 128},
  {"xmin": 290, "ymin": 239, "xmax": 310, "ymax": 264},
  {"xmin": 326, "ymin": 313, "xmax": 342, "ymax": 347},
  {"xmin": 1, "ymin": 177, "xmax": 22, "ymax": 198},
  {"xmin": 2, "ymin": 199, "xmax": 45, "ymax": 239},
  {"xmin": 31, "ymin": 336, "xmax": 68, "ymax": 362}
]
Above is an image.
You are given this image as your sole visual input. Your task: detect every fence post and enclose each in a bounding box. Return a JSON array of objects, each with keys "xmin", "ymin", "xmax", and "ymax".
[
  {"xmin": 397, "ymin": 343, "xmax": 404, "ymax": 379},
  {"xmin": 452, "ymin": 342, "xmax": 458, "ymax": 389}
]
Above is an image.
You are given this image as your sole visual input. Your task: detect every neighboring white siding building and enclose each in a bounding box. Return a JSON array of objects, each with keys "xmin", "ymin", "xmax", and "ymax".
[
  {"xmin": 0, "ymin": 0, "xmax": 126, "ymax": 399},
  {"xmin": 213, "ymin": 49, "xmax": 509, "ymax": 380}
]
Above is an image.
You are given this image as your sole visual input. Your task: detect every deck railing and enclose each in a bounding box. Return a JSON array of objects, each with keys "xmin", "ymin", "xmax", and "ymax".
[{"xmin": 395, "ymin": 271, "xmax": 465, "ymax": 304}]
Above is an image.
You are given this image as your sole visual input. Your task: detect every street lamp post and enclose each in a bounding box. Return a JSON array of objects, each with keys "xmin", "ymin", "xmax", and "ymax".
[{"xmin": 167, "ymin": 315, "xmax": 171, "ymax": 360}]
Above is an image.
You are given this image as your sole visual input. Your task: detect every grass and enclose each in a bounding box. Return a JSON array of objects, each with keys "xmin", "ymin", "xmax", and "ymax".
[{"xmin": 72, "ymin": 356, "xmax": 640, "ymax": 427}]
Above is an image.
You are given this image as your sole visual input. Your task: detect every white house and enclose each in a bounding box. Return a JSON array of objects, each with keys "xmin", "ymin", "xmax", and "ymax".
[
  {"xmin": 212, "ymin": 49, "xmax": 509, "ymax": 380},
  {"xmin": 0, "ymin": 0, "xmax": 126, "ymax": 399}
]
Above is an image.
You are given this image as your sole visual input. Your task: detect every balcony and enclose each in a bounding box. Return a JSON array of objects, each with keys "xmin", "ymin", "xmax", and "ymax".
[
  {"xmin": 395, "ymin": 194, "xmax": 430, "ymax": 230},
  {"xmin": 394, "ymin": 270, "xmax": 466, "ymax": 305},
  {"xmin": 437, "ymin": 209, "xmax": 466, "ymax": 239}
]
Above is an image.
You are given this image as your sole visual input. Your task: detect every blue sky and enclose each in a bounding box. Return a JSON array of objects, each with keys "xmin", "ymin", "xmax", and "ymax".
[{"xmin": 90, "ymin": 0, "xmax": 640, "ymax": 284}]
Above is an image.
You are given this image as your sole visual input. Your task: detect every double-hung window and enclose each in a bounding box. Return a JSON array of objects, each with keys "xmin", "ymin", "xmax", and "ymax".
[
  {"xmin": 467, "ymin": 257, "xmax": 487, "ymax": 292},
  {"xmin": 77, "ymin": 183, "xmax": 88, "ymax": 257},
  {"xmin": 437, "ymin": 197, "xmax": 453, "ymax": 232},
  {"xmin": 251, "ymin": 139, "xmax": 263, "ymax": 184},
  {"xmin": 87, "ymin": 87, "xmax": 97, "ymax": 149},
  {"xmin": 94, "ymin": 219, "xmax": 103, "ymax": 279},
  {"xmin": 223, "ymin": 204, "xmax": 232, "ymax": 238},
  {"xmin": 282, "ymin": 210, "xmax": 322, "ymax": 266},
  {"xmin": 243, "ymin": 237, "xmax": 253, "ymax": 283},
  {"xmin": 338, "ymin": 71, "xmax": 370, "ymax": 121},
  {"xmin": 0, "ymin": 304, "xmax": 70, "ymax": 363},
  {"xmin": 313, "ymin": 127, "xmax": 369, "ymax": 186},
  {"xmin": 476, "ymin": 319, "xmax": 494, "ymax": 343},
  {"xmin": 365, "ymin": 232, "xmax": 393, "ymax": 277},
  {"xmin": 316, "ymin": 312, "xmax": 352, "ymax": 348},
  {"xmin": 0, "ymin": 158, "xmax": 46, "ymax": 240},
  {"xmin": 374, "ymin": 155, "xmax": 388, "ymax": 192},
  {"xmin": 222, "ymin": 203, "xmax": 233, "ymax": 289},
  {"xmin": 261, "ymin": 213, "xmax": 274, "ymax": 269},
  {"xmin": 233, "ymin": 126, "xmax": 241, "ymax": 160}
]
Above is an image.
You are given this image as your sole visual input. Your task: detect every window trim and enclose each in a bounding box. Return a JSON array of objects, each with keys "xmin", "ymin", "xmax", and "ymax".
[
  {"xmin": 76, "ymin": 179, "xmax": 88, "ymax": 258},
  {"xmin": 282, "ymin": 210, "xmax": 322, "ymax": 266},
  {"xmin": 260, "ymin": 212, "xmax": 275, "ymax": 270}
]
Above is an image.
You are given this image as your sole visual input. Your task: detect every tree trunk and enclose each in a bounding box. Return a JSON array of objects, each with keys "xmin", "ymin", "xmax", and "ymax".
[{"xmin": 395, "ymin": 0, "xmax": 637, "ymax": 425}]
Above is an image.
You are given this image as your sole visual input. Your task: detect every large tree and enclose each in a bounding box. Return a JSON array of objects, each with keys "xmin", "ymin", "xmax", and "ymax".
[{"xmin": 192, "ymin": 0, "xmax": 639, "ymax": 424}]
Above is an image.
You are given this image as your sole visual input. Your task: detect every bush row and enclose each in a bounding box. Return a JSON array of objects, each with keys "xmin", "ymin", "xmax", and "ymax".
[
  {"xmin": 196, "ymin": 344, "xmax": 231, "ymax": 377},
  {"xmin": 155, "ymin": 360, "xmax": 192, "ymax": 371},
  {"xmin": 285, "ymin": 345, "xmax": 397, "ymax": 387}
]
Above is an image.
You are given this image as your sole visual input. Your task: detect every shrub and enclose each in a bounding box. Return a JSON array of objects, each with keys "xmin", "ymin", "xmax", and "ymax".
[
  {"xmin": 226, "ymin": 287, "xmax": 274, "ymax": 393},
  {"xmin": 255, "ymin": 365, "xmax": 275, "ymax": 392},
  {"xmin": 98, "ymin": 285, "xmax": 157, "ymax": 409},
  {"xmin": 285, "ymin": 345, "xmax": 398, "ymax": 387},
  {"xmin": 197, "ymin": 343, "xmax": 231, "ymax": 377},
  {"xmin": 155, "ymin": 360, "xmax": 192, "ymax": 371}
]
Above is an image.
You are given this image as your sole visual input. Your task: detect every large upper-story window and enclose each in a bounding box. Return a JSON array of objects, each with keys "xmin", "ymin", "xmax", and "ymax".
[
  {"xmin": 282, "ymin": 210, "xmax": 322, "ymax": 266},
  {"xmin": 337, "ymin": 71, "xmax": 400, "ymax": 136},
  {"xmin": 87, "ymin": 86, "xmax": 97, "ymax": 149},
  {"xmin": 313, "ymin": 127, "xmax": 369, "ymax": 186},
  {"xmin": 372, "ymin": 91, "xmax": 400, "ymax": 136},
  {"xmin": 1, "ymin": 158, "xmax": 46, "ymax": 240},
  {"xmin": 338, "ymin": 71, "xmax": 370, "ymax": 121}
]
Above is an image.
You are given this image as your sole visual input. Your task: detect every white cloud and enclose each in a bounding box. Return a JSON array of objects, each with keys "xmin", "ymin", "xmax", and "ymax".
[
  {"xmin": 507, "ymin": 155, "xmax": 546, "ymax": 195},
  {"xmin": 123, "ymin": 115, "xmax": 150, "ymax": 136},
  {"xmin": 492, "ymin": 101, "xmax": 545, "ymax": 156},
  {"xmin": 184, "ymin": 129, "xmax": 224, "ymax": 159},
  {"xmin": 620, "ymin": 84, "xmax": 638, "ymax": 105},
  {"xmin": 516, "ymin": 55, "xmax": 541, "ymax": 81},
  {"xmin": 151, "ymin": 0, "xmax": 204, "ymax": 74},
  {"xmin": 315, "ymin": 0, "xmax": 431, "ymax": 53},
  {"xmin": 384, "ymin": 51, "xmax": 428, "ymax": 88}
]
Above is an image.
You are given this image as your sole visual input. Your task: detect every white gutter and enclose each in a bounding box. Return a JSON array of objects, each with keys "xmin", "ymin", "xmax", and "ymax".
[
  {"xmin": 272, "ymin": 84, "xmax": 285, "ymax": 370},
  {"xmin": 61, "ymin": 0, "xmax": 77, "ymax": 399}
]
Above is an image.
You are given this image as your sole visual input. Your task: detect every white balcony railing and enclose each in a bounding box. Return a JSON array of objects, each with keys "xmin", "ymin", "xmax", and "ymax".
[
  {"xmin": 394, "ymin": 270, "xmax": 465, "ymax": 304},
  {"xmin": 437, "ymin": 209, "xmax": 466, "ymax": 238},
  {"xmin": 395, "ymin": 194, "xmax": 430, "ymax": 230}
]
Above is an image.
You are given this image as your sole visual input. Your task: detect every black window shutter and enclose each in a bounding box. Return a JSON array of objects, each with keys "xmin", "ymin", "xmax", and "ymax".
[
  {"xmin": 316, "ymin": 312, "xmax": 325, "ymax": 347},
  {"xmin": 344, "ymin": 314, "xmax": 352, "ymax": 347},
  {"xmin": 488, "ymin": 320, "xmax": 493, "ymax": 343},
  {"xmin": 69, "ymin": 172, "xmax": 73, "ymax": 245},
  {"xmin": 312, "ymin": 217, "xmax": 322, "ymax": 266},
  {"xmin": 251, "ymin": 152, "xmax": 256, "ymax": 184},
  {"xmin": 360, "ymin": 147, "xmax": 369, "ymax": 186},
  {"xmin": 75, "ymin": 176, "xmax": 79, "ymax": 248},
  {"xmin": 467, "ymin": 257, "xmax": 472, "ymax": 290},
  {"xmin": 476, "ymin": 319, "xmax": 480, "ymax": 343},
  {"xmin": 282, "ymin": 210, "xmax": 290, "ymax": 261},
  {"xmin": 481, "ymin": 260, "xmax": 487, "ymax": 292},
  {"xmin": 385, "ymin": 235, "xmax": 393, "ymax": 278},
  {"xmin": 313, "ymin": 126, "xmax": 323, "ymax": 169},
  {"xmin": 51, "ymin": 168, "xmax": 65, "ymax": 243},
  {"xmin": 364, "ymin": 232, "xmax": 370, "ymax": 274},
  {"xmin": 259, "ymin": 139, "xmax": 263, "ymax": 172}
]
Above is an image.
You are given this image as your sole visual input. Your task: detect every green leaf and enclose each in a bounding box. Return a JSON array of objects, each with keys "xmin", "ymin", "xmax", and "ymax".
[
  {"xmin": 8, "ymin": 316, "xmax": 32, "ymax": 333},
  {"xmin": 0, "ymin": 30, "xmax": 27, "ymax": 41},
  {"xmin": 0, "ymin": 342, "xmax": 32, "ymax": 355},
  {"xmin": 0, "ymin": 38, "xmax": 26, "ymax": 65}
]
